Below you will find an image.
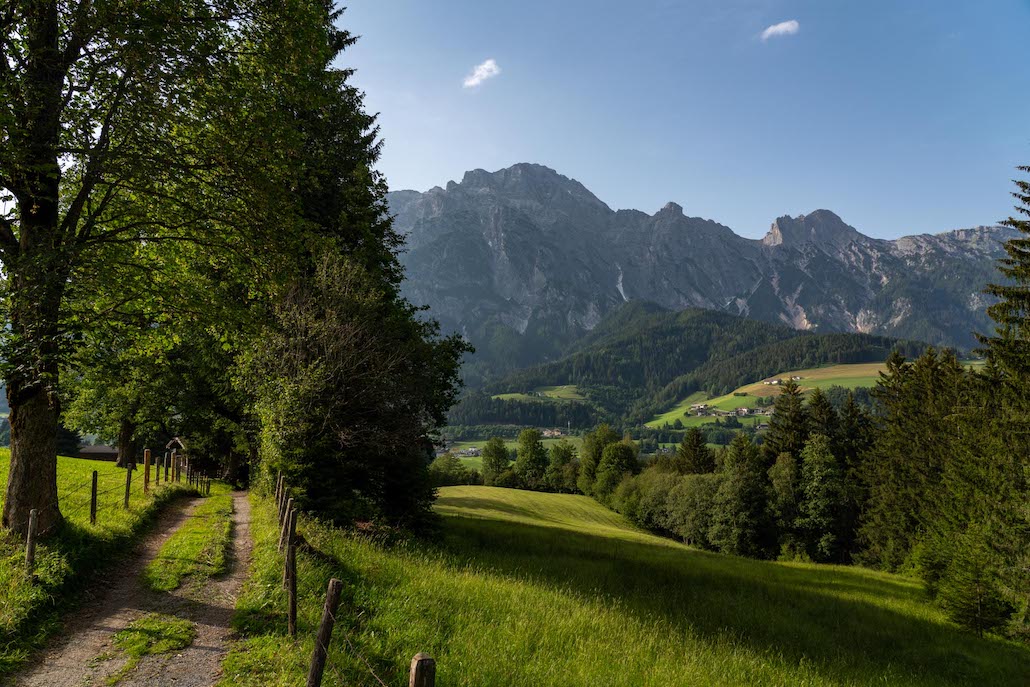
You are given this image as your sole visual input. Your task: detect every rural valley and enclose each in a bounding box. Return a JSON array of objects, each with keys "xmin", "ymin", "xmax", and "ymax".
[{"xmin": 0, "ymin": 2, "xmax": 1028, "ymax": 686}]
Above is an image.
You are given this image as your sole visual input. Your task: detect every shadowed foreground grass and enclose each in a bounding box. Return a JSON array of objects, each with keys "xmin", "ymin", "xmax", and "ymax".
[
  {"xmin": 0, "ymin": 450, "xmax": 194, "ymax": 674},
  {"xmin": 222, "ymin": 486, "xmax": 1029, "ymax": 686}
]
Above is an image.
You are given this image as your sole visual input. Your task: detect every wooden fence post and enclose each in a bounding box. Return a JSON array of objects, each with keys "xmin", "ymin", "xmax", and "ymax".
[
  {"xmin": 124, "ymin": 462, "xmax": 133, "ymax": 509},
  {"xmin": 305, "ymin": 578, "xmax": 343, "ymax": 687},
  {"xmin": 25, "ymin": 509, "xmax": 38, "ymax": 575},
  {"xmin": 90, "ymin": 470, "xmax": 98, "ymax": 525},
  {"xmin": 275, "ymin": 473, "xmax": 283, "ymax": 513},
  {"xmin": 409, "ymin": 653, "xmax": 436, "ymax": 687},
  {"xmin": 287, "ymin": 541, "xmax": 297, "ymax": 637},
  {"xmin": 283, "ymin": 509, "xmax": 297, "ymax": 588},
  {"xmin": 277, "ymin": 477, "xmax": 286, "ymax": 520},
  {"xmin": 278, "ymin": 498, "xmax": 294, "ymax": 552},
  {"xmin": 144, "ymin": 448, "xmax": 151, "ymax": 494},
  {"xmin": 164, "ymin": 451, "xmax": 170, "ymax": 482}
]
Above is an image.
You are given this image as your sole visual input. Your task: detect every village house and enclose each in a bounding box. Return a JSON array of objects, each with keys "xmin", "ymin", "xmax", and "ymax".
[
  {"xmin": 77, "ymin": 444, "xmax": 118, "ymax": 461},
  {"xmin": 542, "ymin": 428, "xmax": 563, "ymax": 438}
]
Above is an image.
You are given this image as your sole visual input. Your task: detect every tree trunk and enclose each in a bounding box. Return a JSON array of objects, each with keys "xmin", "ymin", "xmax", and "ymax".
[
  {"xmin": 117, "ymin": 417, "xmax": 138, "ymax": 468},
  {"xmin": 3, "ymin": 384, "xmax": 61, "ymax": 534},
  {"xmin": 1, "ymin": 0, "xmax": 71, "ymax": 536}
]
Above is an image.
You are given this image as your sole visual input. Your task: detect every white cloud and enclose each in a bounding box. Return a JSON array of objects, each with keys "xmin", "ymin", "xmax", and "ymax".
[
  {"xmin": 761, "ymin": 19, "xmax": 800, "ymax": 41},
  {"xmin": 463, "ymin": 58, "xmax": 501, "ymax": 88}
]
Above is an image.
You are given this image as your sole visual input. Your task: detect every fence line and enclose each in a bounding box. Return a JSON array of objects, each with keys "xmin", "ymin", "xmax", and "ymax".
[
  {"xmin": 276, "ymin": 473, "xmax": 436, "ymax": 687},
  {"xmin": 7, "ymin": 447, "xmax": 215, "ymax": 577}
]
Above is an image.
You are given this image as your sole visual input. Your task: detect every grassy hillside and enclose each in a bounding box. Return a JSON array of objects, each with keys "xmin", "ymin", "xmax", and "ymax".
[
  {"xmin": 647, "ymin": 359, "xmax": 986, "ymax": 428},
  {"xmin": 0, "ymin": 450, "xmax": 192, "ymax": 672},
  {"xmin": 222, "ymin": 486, "xmax": 1028, "ymax": 686},
  {"xmin": 492, "ymin": 384, "xmax": 585, "ymax": 402},
  {"xmin": 647, "ymin": 362, "xmax": 888, "ymax": 427}
]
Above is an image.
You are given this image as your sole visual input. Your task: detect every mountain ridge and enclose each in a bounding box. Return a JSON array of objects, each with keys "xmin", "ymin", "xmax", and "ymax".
[{"xmin": 390, "ymin": 163, "xmax": 1013, "ymax": 383}]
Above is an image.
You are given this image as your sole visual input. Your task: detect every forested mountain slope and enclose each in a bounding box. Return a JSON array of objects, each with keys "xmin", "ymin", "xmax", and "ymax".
[{"xmin": 450, "ymin": 303, "xmax": 925, "ymax": 425}]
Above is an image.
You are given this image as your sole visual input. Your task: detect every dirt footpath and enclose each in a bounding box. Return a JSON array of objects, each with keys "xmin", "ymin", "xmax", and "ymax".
[{"xmin": 15, "ymin": 491, "xmax": 253, "ymax": 687}]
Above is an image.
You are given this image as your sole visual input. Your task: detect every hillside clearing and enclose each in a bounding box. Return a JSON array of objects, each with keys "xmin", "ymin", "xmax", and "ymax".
[
  {"xmin": 221, "ymin": 486, "xmax": 1028, "ymax": 686},
  {"xmin": 492, "ymin": 384, "xmax": 586, "ymax": 402},
  {"xmin": 649, "ymin": 359, "xmax": 988, "ymax": 427}
]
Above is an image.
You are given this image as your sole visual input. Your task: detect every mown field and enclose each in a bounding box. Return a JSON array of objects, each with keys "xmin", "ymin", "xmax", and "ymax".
[
  {"xmin": 0, "ymin": 450, "xmax": 192, "ymax": 673},
  {"xmin": 222, "ymin": 485, "xmax": 1029, "ymax": 686},
  {"xmin": 647, "ymin": 362, "xmax": 889, "ymax": 427},
  {"xmin": 492, "ymin": 384, "xmax": 585, "ymax": 402}
]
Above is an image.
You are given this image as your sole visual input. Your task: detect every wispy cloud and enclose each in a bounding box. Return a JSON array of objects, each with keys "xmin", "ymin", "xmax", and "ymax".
[
  {"xmin": 761, "ymin": 19, "xmax": 800, "ymax": 41},
  {"xmin": 463, "ymin": 58, "xmax": 501, "ymax": 88}
]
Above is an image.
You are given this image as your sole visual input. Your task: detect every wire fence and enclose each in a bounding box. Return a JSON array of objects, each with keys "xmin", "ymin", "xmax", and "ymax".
[
  {"xmin": 4, "ymin": 449, "xmax": 202, "ymax": 570},
  {"xmin": 274, "ymin": 473, "xmax": 436, "ymax": 687}
]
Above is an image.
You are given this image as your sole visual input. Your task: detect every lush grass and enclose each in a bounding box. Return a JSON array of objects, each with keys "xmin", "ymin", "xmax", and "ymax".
[
  {"xmin": 0, "ymin": 450, "xmax": 193, "ymax": 673},
  {"xmin": 143, "ymin": 483, "xmax": 233, "ymax": 592},
  {"xmin": 648, "ymin": 360, "xmax": 988, "ymax": 427},
  {"xmin": 108, "ymin": 613, "xmax": 196, "ymax": 684},
  {"xmin": 492, "ymin": 385, "xmax": 585, "ymax": 402},
  {"xmin": 222, "ymin": 486, "xmax": 1028, "ymax": 686},
  {"xmin": 647, "ymin": 362, "xmax": 888, "ymax": 427},
  {"xmin": 534, "ymin": 385, "xmax": 585, "ymax": 400}
]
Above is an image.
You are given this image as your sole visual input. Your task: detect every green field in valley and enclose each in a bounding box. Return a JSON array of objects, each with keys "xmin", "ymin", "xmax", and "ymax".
[
  {"xmin": 647, "ymin": 362, "xmax": 890, "ymax": 428},
  {"xmin": 492, "ymin": 384, "xmax": 585, "ymax": 402},
  {"xmin": 221, "ymin": 486, "xmax": 1028, "ymax": 686},
  {"xmin": 649, "ymin": 360, "xmax": 987, "ymax": 428}
]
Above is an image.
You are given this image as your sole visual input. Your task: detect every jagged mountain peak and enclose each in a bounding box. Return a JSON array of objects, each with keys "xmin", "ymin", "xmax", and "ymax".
[
  {"xmin": 453, "ymin": 163, "xmax": 609, "ymax": 210},
  {"xmin": 762, "ymin": 209, "xmax": 866, "ymax": 248},
  {"xmin": 387, "ymin": 163, "xmax": 1008, "ymax": 381}
]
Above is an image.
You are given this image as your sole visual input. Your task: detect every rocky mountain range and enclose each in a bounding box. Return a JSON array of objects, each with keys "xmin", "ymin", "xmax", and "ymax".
[{"xmin": 388, "ymin": 163, "xmax": 1013, "ymax": 383}]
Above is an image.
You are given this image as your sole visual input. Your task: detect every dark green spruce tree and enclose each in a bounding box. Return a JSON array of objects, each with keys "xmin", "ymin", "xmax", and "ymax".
[
  {"xmin": 673, "ymin": 427, "xmax": 716, "ymax": 474},
  {"xmin": 762, "ymin": 379, "xmax": 809, "ymax": 463}
]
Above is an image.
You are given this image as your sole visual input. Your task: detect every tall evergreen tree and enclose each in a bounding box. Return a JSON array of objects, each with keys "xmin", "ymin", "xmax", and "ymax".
[
  {"xmin": 673, "ymin": 427, "xmax": 715, "ymax": 474},
  {"xmin": 762, "ymin": 379, "xmax": 809, "ymax": 463},
  {"xmin": 797, "ymin": 434, "xmax": 847, "ymax": 563},
  {"xmin": 859, "ymin": 349, "xmax": 966, "ymax": 570},
  {"xmin": 710, "ymin": 434, "xmax": 774, "ymax": 558},
  {"xmin": 837, "ymin": 391, "xmax": 873, "ymax": 559},
  {"xmin": 806, "ymin": 388, "xmax": 839, "ymax": 450},
  {"xmin": 768, "ymin": 452, "xmax": 802, "ymax": 557}
]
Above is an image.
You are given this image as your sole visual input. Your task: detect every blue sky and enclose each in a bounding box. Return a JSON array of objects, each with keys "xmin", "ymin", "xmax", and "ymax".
[{"xmin": 339, "ymin": 1, "xmax": 1030, "ymax": 239}]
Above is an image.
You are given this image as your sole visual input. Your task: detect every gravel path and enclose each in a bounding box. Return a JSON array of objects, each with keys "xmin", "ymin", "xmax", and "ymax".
[{"xmin": 14, "ymin": 491, "xmax": 253, "ymax": 687}]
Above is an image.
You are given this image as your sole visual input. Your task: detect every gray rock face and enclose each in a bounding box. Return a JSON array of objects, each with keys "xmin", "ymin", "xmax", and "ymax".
[{"xmin": 389, "ymin": 163, "xmax": 1013, "ymax": 379}]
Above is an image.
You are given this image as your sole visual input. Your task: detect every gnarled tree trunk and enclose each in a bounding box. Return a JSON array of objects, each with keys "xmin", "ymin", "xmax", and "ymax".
[
  {"xmin": 1, "ymin": 0, "xmax": 69, "ymax": 535},
  {"xmin": 116, "ymin": 417, "xmax": 138, "ymax": 468}
]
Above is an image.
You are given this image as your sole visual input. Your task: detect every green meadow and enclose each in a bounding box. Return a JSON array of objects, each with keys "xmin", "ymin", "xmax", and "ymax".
[
  {"xmin": 222, "ymin": 485, "xmax": 1028, "ymax": 686},
  {"xmin": 0, "ymin": 450, "xmax": 192, "ymax": 673},
  {"xmin": 492, "ymin": 384, "xmax": 585, "ymax": 402},
  {"xmin": 647, "ymin": 362, "xmax": 889, "ymax": 427}
]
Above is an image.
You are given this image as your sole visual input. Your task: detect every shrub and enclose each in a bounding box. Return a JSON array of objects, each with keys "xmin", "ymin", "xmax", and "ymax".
[
  {"xmin": 666, "ymin": 473, "xmax": 722, "ymax": 548},
  {"xmin": 594, "ymin": 443, "xmax": 639, "ymax": 502}
]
